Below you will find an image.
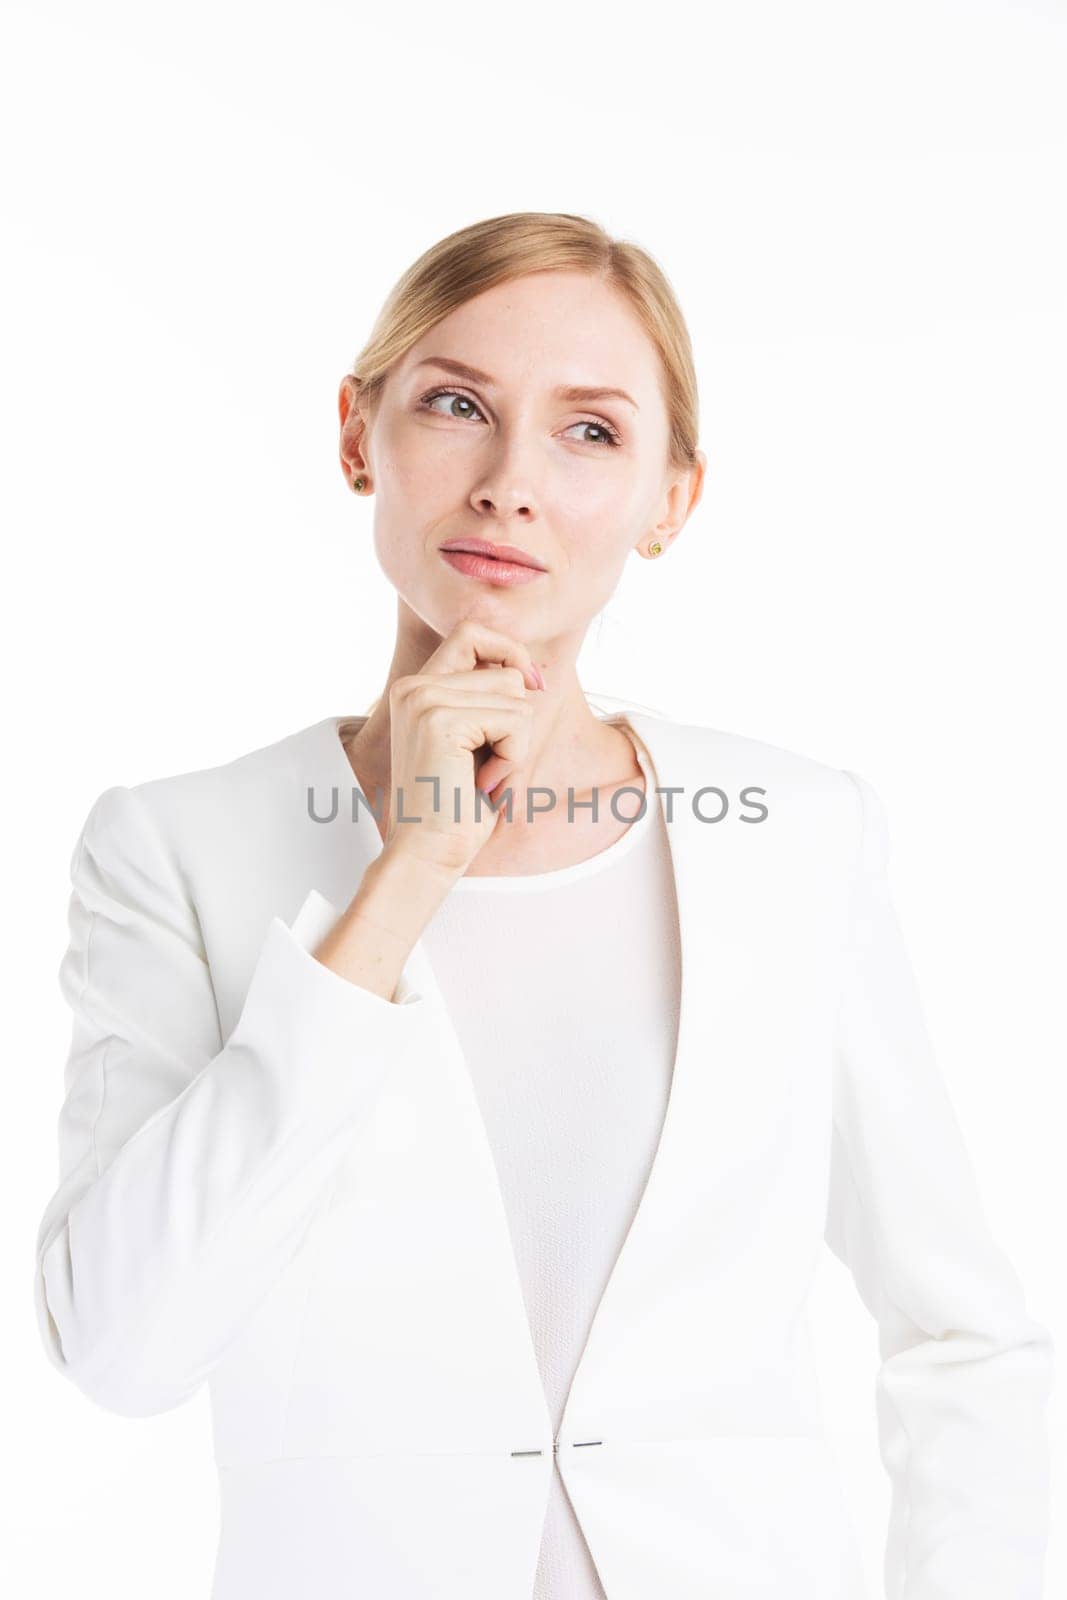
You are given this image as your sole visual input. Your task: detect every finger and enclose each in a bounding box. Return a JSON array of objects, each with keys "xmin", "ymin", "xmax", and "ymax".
[
  {"xmin": 456, "ymin": 705, "xmax": 531, "ymax": 796},
  {"xmin": 415, "ymin": 666, "xmax": 530, "ymax": 701},
  {"xmin": 420, "ymin": 621, "xmax": 545, "ymax": 692},
  {"xmin": 392, "ymin": 671, "xmax": 529, "ymax": 721},
  {"xmin": 400, "ymin": 683, "xmax": 537, "ymax": 726},
  {"xmin": 475, "ymin": 751, "xmax": 518, "ymax": 797},
  {"xmin": 468, "ymin": 711, "xmax": 533, "ymax": 798}
]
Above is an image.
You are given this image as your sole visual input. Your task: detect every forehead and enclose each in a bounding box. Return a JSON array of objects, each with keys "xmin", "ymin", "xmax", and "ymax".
[{"xmin": 399, "ymin": 271, "xmax": 664, "ymax": 399}]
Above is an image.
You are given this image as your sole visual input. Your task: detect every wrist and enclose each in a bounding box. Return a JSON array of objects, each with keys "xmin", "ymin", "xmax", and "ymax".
[{"xmin": 356, "ymin": 842, "xmax": 459, "ymax": 939}]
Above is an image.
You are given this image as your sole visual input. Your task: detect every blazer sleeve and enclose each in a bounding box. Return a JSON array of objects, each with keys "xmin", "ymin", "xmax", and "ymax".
[
  {"xmin": 824, "ymin": 769, "xmax": 1054, "ymax": 1600},
  {"xmin": 34, "ymin": 782, "xmax": 433, "ymax": 1420}
]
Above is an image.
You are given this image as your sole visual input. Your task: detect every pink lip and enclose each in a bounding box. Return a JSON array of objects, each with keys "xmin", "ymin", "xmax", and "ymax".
[
  {"xmin": 439, "ymin": 549, "xmax": 546, "ymax": 587},
  {"xmin": 438, "ymin": 538, "xmax": 547, "ymax": 572}
]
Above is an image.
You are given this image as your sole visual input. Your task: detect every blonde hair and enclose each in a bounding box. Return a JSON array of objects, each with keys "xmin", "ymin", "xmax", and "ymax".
[{"xmin": 347, "ymin": 211, "xmax": 700, "ymax": 473}]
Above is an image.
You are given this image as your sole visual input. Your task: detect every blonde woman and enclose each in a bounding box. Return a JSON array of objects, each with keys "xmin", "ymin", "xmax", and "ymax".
[{"xmin": 35, "ymin": 212, "xmax": 1052, "ymax": 1599}]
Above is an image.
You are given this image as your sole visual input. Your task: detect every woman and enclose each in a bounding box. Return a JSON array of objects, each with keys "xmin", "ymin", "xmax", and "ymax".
[{"xmin": 34, "ymin": 212, "xmax": 1053, "ymax": 1599}]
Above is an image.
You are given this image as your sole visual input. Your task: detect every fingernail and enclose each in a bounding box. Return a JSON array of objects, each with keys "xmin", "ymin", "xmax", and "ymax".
[{"xmin": 532, "ymin": 665, "xmax": 547, "ymax": 691}]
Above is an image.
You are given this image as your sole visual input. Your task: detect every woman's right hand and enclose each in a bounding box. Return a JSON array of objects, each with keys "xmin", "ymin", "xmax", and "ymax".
[{"xmin": 381, "ymin": 619, "xmax": 546, "ymax": 879}]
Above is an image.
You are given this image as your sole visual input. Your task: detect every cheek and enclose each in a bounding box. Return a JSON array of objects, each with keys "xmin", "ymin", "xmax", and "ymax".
[
  {"xmin": 374, "ymin": 434, "xmax": 444, "ymax": 498},
  {"xmin": 371, "ymin": 444, "xmax": 466, "ymax": 552},
  {"xmin": 555, "ymin": 478, "xmax": 640, "ymax": 562},
  {"xmin": 372, "ymin": 409, "xmax": 471, "ymax": 491},
  {"xmin": 553, "ymin": 456, "xmax": 639, "ymax": 516}
]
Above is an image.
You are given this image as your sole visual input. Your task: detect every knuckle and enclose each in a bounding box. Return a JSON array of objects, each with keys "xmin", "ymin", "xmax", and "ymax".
[{"xmin": 410, "ymin": 683, "xmax": 438, "ymax": 714}]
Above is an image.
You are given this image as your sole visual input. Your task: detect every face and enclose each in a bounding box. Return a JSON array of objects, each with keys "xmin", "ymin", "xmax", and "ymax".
[{"xmin": 338, "ymin": 269, "xmax": 704, "ymax": 648}]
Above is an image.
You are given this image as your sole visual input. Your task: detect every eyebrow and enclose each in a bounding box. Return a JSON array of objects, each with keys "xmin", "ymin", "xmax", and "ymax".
[{"xmin": 411, "ymin": 355, "xmax": 639, "ymax": 411}]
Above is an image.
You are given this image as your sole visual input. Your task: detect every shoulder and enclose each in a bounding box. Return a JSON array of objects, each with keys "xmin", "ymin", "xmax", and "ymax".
[
  {"xmin": 622, "ymin": 703, "xmax": 880, "ymax": 867},
  {"xmin": 625, "ymin": 703, "xmax": 863, "ymax": 797},
  {"xmin": 72, "ymin": 717, "xmax": 331, "ymax": 880}
]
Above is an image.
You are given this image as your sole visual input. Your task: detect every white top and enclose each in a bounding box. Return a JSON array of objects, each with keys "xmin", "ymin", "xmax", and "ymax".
[{"xmin": 419, "ymin": 728, "xmax": 682, "ymax": 1598}]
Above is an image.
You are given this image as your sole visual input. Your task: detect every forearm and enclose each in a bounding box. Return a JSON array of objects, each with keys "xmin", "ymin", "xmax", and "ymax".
[{"xmin": 312, "ymin": 845, "xmax": 459, "ymax": 1000}]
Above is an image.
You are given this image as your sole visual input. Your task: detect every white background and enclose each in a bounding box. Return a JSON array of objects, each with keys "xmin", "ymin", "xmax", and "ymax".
[{"xmin": 2, "ymin": 0, "xmax": 1064, "ymax": 1594}]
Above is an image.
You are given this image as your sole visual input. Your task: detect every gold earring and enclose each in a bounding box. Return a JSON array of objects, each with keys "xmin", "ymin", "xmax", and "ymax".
[
  {"xmin": 353, "ymin": 476, "xmax": 366, "ymax": 492},
  {"xmin": 649, "ymin": 540, "xmax": 663, "ymax": 557}
]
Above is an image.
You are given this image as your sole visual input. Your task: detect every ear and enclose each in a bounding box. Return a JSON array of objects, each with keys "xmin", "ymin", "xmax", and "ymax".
[
  {"xmin": 338, "ymin": 376, "xmax": 372, "ymax": 489},
  {"xmin": 637, "ymin": 448, "xmax": 708, "ymax": 557}
]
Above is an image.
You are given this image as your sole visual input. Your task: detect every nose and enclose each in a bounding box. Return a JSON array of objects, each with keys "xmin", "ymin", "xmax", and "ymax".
[
  {"xmin": 469, "ymin": 482, "xmax": 534, "ymax": 519},
  {"xmin": 468, "ymin": 434, "xmax": 539, "ymax": 521}
]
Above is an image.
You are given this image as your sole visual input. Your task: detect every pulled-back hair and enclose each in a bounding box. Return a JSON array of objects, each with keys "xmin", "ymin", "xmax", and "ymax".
[{"xmin": 347, "ymin": 211, "xmax": 700, "ymax": 472}]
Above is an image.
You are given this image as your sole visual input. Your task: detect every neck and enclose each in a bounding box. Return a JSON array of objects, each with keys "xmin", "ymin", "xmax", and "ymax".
[{"xmin": 347, "ymin": 609, "xmax": 637, "ymax": 807}]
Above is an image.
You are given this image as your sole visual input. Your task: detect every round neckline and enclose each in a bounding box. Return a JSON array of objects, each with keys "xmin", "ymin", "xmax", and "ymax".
[
  {"xmin": 327, "ymin": 711, "xmax": 657, "ymax": 893},
  {"xmin": 450, "ymin": 733, "xmax": 655, "ymax": 892}
]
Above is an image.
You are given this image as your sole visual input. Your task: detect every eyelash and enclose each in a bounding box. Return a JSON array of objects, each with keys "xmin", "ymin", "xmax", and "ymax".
[{"xmin": 416, "ymin": 386, "xmax": 623, "ymax": 449}]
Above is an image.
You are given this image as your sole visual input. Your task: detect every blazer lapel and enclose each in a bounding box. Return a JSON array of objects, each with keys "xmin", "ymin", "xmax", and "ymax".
[{"xmin": 297, "ymin": 708, "xmax": 795, "ymax": 1458}]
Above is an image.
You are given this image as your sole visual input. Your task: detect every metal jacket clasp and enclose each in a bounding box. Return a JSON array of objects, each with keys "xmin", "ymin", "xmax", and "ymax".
[{"xmin": 510, "ymin": 1438, "xmax": 603, "ymax": 1457}]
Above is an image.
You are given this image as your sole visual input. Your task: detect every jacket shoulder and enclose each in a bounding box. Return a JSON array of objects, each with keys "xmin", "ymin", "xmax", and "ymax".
[
  {"xmin": 626, "ymin": 707, "xmax": 873, "ymax": 875},
  {"xmin": 74, "ymin": 718, "xmax": 329, "ymax": 871},
  {"xmin": 632, "ymin": 707, "xmax": 861, "ymax": 799}
]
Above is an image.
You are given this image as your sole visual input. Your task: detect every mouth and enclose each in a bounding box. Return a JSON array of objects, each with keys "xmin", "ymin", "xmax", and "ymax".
[
  {"xmin": 438, "ymin": 538, "xmax": 548, "ymax": 572},
  {"xmin": 438, "ymin": 538, "xmax": 549, "ymax": 588}
]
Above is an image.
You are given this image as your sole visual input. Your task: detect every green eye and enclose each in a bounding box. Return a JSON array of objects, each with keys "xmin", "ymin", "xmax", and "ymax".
[{"xmin": 417, "ymin": 387, "xmax": 622, "ymax": 448}]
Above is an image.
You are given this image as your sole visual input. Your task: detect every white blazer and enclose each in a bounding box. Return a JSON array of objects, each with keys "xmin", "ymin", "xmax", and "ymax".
[{"xmin": 34, "ymin": 705, "xmax": 1053, "ymax": 1599}]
